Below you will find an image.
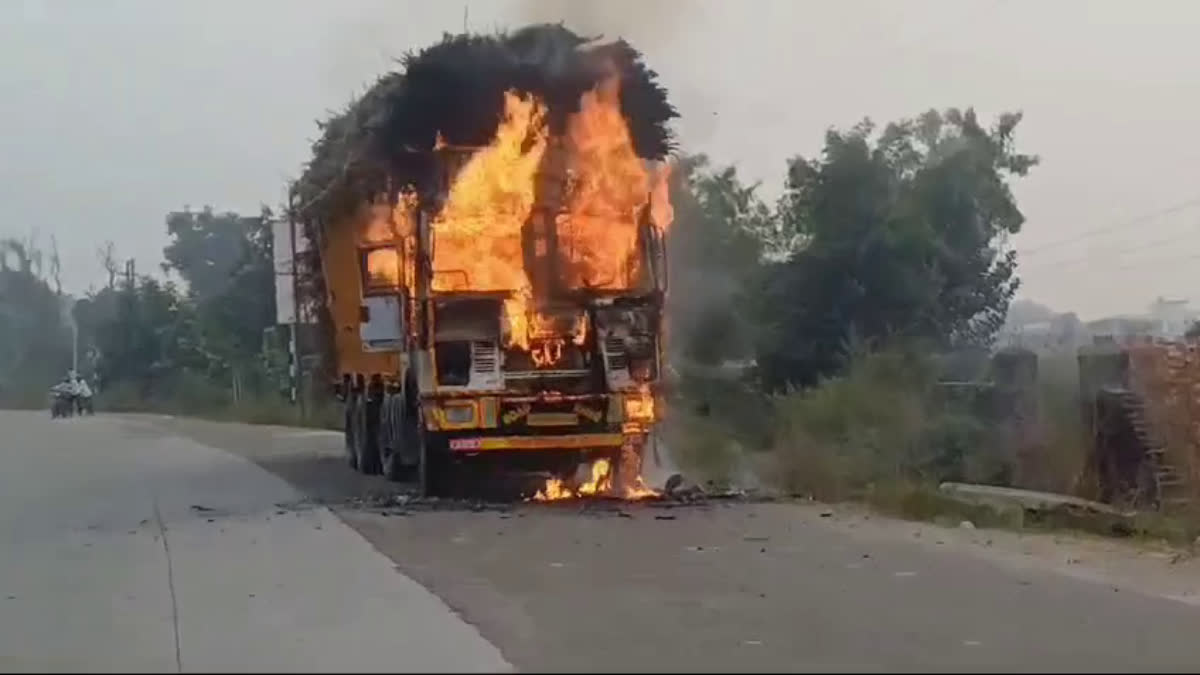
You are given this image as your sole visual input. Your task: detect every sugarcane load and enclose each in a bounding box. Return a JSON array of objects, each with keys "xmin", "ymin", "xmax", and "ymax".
[{"xmin": 289, "ymin": 24, "xmax": 676, "ymax": 498}]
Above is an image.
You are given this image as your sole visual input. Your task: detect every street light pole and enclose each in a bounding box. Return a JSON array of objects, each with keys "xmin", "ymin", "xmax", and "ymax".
[{"xmin": 288, "ymin": 199, "xmax": 307, "ymax": 422}]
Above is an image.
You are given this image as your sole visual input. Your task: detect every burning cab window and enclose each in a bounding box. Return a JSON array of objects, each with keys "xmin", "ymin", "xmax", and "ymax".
[{"xmin": 362, "ymin": 247, "xmax": 401, "ymax": 291}]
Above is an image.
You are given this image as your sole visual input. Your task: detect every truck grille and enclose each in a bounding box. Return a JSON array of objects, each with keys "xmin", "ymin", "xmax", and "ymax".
[
  {"xmin": 603, "ymin": 336, "xmax": 628, "ymax": 371},
  {"xmin": 472, "ymin": 341, "xmax": 498, "ymax": 373}
]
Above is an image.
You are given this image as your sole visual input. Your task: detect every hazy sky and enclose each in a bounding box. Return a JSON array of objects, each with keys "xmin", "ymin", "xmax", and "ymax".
[{"xmin": 4, "ymin": 0, "xmax": 1200, "ymax": 320}]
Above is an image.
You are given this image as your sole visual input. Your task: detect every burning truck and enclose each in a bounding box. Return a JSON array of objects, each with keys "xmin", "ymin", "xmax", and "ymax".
[{"xmin": 289, "ymin": 26, "xmax": 677, "ymax": 498}]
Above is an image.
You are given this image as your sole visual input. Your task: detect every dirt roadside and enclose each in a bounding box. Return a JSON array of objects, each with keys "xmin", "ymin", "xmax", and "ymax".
[{"xmin": 132, "ymin": 414, "xmax": 1200, "ymax": 671}]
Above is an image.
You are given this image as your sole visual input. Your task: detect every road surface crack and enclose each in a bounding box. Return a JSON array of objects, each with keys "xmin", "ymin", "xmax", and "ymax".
[{"xmin": 152, "ymin": 496, "xmax": 183, "ymax": 673}]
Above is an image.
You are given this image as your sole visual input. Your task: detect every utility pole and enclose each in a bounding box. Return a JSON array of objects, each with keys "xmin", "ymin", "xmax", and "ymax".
[{"xmin": 288, "ymin": 198, "xmax": 307, "ymax": 422}]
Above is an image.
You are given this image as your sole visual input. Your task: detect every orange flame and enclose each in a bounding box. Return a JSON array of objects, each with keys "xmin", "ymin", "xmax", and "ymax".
[
  {"xmin": 431, "ymin": 90, "xmax": 547, "ymax": 346},
  {"xmin": 429, "ymin": 70, "xmax": 670, "ymax": 352},
  {"xmin": 530, "ymin": 338, "xmax": 565, "ymax": 368},
  {"xmin": 531, "ymin": 454, "xmax": 660, "ymax": 502},
  {"xmin": 533, "ymin": 458, "xmax": 613, "ymax": 501}
]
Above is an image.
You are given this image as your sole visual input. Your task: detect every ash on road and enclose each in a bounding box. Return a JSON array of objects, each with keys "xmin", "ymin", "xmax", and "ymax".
[{"xmin": 8, "ymin": 410, "xmax": 1200, "ymax": 672}]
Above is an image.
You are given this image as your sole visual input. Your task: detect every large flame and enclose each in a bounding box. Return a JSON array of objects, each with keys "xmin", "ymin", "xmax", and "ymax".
[
  {"xmin": 429, "ymin": 72, "xmax": 671, "ymax": 351},
  {"xmin": 557, "ymin": 74, "xmax": 651, "ymax": 290},
  {"xmin": 431, "ymin": 90, "xmax": 547, "ymax": 346}
]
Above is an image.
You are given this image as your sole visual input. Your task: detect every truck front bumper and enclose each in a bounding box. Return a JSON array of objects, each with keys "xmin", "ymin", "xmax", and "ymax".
[{"xmin": 448, "ymin": 432, "xmax": 628, "ymax": 453}]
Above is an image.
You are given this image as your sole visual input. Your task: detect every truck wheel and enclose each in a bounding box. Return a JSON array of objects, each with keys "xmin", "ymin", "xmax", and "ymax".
[
  {"xmin": 356, "ymin": 395, "xmax": 382, "ymax": 475},
  {"xmin": 344, "ymin": 397, "xmax": 358, "ymax": 470},
  {"xmin": 418, "ymin": 413, "xmax": 452, "ymax": 498},
  {"xmin": 380, "ymin": 394, "xmax": 405, "ymax": 482}
]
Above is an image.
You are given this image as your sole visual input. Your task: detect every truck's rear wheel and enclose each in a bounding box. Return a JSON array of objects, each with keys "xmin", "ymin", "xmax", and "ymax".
[
  {"xmin": 418, "ymin": 411, "xmax": 452, "ymax": 498},
  {"xmin": 344, "ymin": 397, "xmax": 358, "ymax": 470},
  {"xmin": 379, "ymin": 393, "xmax": 407, "ymax": 482},
  {"xmin": 355, "ymin": 395, "xmax": 382, "ymax": 475}
]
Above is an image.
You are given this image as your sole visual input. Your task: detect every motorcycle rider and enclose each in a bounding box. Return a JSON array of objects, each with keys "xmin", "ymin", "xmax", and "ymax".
[
  {"xmin": 72, "ymin": 372, "xmax": 94, "ymax": 415},
  {"xmin": 65, "ymin": 371, "xmax": 94, "ymax": 415}
]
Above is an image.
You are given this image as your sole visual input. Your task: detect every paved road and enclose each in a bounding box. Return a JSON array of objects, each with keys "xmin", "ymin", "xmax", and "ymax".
[
  {"xmin": 0, "ymin": 411, "xmax": 508, "ymax": 673},
  {"xmin": 7, "ymin": 411, "xmax": 1200, "ymax": 672},
  {"xmin": 156, "ymin": 415, "xmax": 1200, "ymax": 673}
]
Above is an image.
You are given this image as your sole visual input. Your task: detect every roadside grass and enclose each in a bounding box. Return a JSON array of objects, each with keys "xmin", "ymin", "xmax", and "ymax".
[
  {"xmin": 669, "ymin": 345, "xmax": 1200, "ymax": 549},
  {"xmin": 864, "ymin": 480, "xmax": 1200, "ymax": 548},
  {"xmin": 96, "ymin": 376, "xmax": 342, "ymax": 430}
]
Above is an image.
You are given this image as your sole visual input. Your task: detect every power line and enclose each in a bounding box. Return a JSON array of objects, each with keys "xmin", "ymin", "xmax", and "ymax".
[
  {"xmin": 1022, "ymin": 251, "xmax": 1200, "ymax": 285},
  {"xmin": 1017, "ymin": 196, "xmax": 1200, "ymax": 257},
  {"xmin": 1019, "ymin": 220, "xmax": 1200, "ymax": 273}
]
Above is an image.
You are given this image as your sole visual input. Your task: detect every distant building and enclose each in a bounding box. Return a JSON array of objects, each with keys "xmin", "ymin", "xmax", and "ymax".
[
  {"xmin": 1085, "ymin": 298, "xmax": 1199, "ymax": 345},
  {"xmin": 997, "ymin": 312, "xmax": 1087, "ymax": 353},
  {"xmin": 1146, "ymin": 297, "xmax": 1197, "ymax": 339},
  {"xmin": 1085, "ymin": 316, "xmax": 1157, "ymax": 345}
]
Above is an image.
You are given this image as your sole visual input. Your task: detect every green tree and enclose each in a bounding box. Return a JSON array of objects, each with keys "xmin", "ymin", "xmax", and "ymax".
[
  {"xmin": 161, "ymin": 207, "xmax": 276, "ymax": 379},
  {"xmin": 0, "ymin": 237, "xmax": 72, "ymax": 402},
  {"xmin": 755, "ymin": 108, "xmax": 1037, "ymax": 389}
]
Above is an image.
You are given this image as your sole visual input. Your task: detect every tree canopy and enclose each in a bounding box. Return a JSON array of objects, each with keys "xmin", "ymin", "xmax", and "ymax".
[{"xmin": 752, "ymin": 108, "xmax": 1038, "ymax": 389}]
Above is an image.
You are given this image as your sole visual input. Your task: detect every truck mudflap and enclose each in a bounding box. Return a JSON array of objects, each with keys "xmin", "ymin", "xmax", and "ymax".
[{"xmin": 448, "ymin": 432, "xmax": 627, "ymax": 453}]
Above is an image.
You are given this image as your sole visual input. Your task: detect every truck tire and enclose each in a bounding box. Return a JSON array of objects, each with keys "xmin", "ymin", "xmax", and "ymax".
[
  {"xmin": 344, "ymin": 396, "xmax": 358, "ymax": 470},
  {"xmin": 356, "ymin": 394, "xmax": 383, "ymax": 475},
  {"xmin": 379, "ymin": 393, "xmax": 406, "ymax": 482},
  {"xmin": 418, "ymin": 411, "xmax": 452, "ymax": 498}
]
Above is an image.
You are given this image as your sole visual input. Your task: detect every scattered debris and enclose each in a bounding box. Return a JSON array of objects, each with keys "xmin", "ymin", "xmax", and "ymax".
[
  {"xmin": 663, "ymin": 474, "xmax": 685, "ymax": 495},
  {"xmin": 819, "ymin": 510, "xmax": 833, "ymax": 518},
  {"xmin": 190, "ymin": 505, "xmax": 214, "ymax": 513},
  {"xmin": 654, "ymin": 514, "xmax": 676, "ymax": 521},
  {"xmin": 743, "ymin": 536, "xmax": 770, "ymax": 542}
]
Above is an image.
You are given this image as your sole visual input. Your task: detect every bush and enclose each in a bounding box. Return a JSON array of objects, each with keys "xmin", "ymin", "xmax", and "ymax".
[
  {"xmin": 95, "ymin": 368, "xmax": 341, "ymax": 430},
  {"xmin": 765, "ymin": 347, "xmax": 936, "ymax": 500}
]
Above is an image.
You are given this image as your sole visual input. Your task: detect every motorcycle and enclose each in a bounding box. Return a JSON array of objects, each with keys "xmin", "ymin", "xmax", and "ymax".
[{"xmin": 49, "ymin": 389, "xmax": 75, "ymax": 419}]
